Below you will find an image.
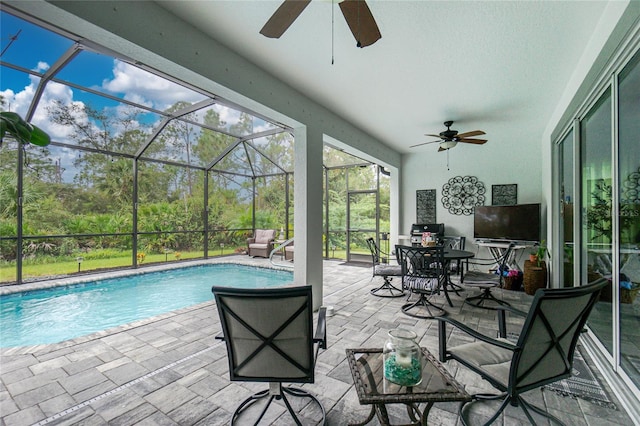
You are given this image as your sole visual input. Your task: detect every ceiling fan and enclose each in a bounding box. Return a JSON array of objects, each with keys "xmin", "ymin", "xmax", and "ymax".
[
  {"xmin": 260, "ymin": 0, "xmax": 382, "ymax": 48},
  {"xmin": 411, "ymin": 121, "xmax": 487, "ymax": 152}
]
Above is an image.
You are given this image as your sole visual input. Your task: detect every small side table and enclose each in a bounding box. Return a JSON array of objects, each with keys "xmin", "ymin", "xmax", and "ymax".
[
  {"xmin": 346, "ymin": 348, "xmax": 470, "ymax": 425},
  {"xmin": 274, "ymin": 239, "xmax": 286, "ymax": 260}
]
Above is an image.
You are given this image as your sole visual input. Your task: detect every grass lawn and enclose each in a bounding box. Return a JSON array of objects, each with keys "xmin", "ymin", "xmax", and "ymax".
[
  {"xmin": 1, "ymin": 248, "xmax": 357, "ymax": 284},
  {"xmin": 0, "ymin": 250, "xmax": 236, "ymax": 283}
]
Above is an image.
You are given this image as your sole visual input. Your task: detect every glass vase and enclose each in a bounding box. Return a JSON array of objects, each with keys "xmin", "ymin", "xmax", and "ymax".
[{"xmin": 383, "ymin": 329, "xmax": 422, "ymax": 386}]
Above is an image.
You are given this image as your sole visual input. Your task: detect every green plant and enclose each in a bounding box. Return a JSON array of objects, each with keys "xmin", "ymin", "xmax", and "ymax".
[
  {"xmin": 0, "ymin": 111, "xmax": 51, "ymax": 146},
  {"xmin": 533, "ymin": 240, "xmax": 548, "ymax": 267}
]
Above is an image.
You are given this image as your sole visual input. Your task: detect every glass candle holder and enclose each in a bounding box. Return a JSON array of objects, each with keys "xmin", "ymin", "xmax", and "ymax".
[{"xmin": 383, "ymin": 329, "xmax": 422, "ymax": 386}]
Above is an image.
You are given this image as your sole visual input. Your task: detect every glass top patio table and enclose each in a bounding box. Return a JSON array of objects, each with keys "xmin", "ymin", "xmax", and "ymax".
[{"xmin": 346, "ymin": 347, "xmax": 470, "ymax": 425}]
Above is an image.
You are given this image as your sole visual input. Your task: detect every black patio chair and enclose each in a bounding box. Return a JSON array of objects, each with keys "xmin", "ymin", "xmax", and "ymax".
[
  {"xmin": 212, "ymin": 285, "xmax": 327, "ymax": 425},
  {"xmin": 441, "ymin": 235, "xmax": 467, "ymax": 276},
  {"xmin": 462, "ymin": 242, "xmax": 515, "ymax": 310},
  {"xmin": 397, "ymin": 244, "xmax": 446, "ymax": 318},
  {"xmin": 436, "ymin": 278, "xmax": 608, "ymax": 425},
  {"xmin": 366, "ymin": 237, "xmax": 404, "ymax": 297}
]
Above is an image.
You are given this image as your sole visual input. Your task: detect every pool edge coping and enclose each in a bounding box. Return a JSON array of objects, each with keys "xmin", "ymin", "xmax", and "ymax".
[{"xmin": 0, "ymin": 257, "xmax": 292, "ymax": 296}]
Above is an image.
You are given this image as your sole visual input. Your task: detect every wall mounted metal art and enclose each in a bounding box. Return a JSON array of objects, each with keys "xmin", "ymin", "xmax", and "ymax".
[
  {"xmin": 492, "ymin": 184, "xmax": 518, "ymax": 205},
  {"xmin": 441, "ymin": 176, "xmax": 485, "ymax": 215},
  {"xmin": 416, "ymin": 189, "xmax": 437, "ymax": 223}
]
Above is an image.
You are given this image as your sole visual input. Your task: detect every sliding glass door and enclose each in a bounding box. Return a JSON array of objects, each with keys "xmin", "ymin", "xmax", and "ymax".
[
  {"xmin": 617, "ymin": 49, "xmax": 640, "ymax": 388},
  {"xmin": 554, "ymin": 22, "xmax": 640, "ymax": 407},
  {"xmin": 581, "ymin": 88, "xmax": 613, "ymax": 354},
  {"xmin": 559, "ymin": 129, "xmax": 575, "ymax": 287}
]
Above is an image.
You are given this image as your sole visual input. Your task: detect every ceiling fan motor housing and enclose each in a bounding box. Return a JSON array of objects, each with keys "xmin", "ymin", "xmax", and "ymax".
[
  {"xmin": 440, "ymin": 121, "xmax": 457, "ymax": 140},
  {"xmin": 440, "ymin": 129, "xmax": 458, "ymax": 140}
]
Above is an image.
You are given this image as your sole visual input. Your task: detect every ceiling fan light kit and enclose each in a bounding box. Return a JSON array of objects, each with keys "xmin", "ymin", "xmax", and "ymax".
[
  {"xmin": 261, "ymin": 0, "xmax": 381, "ymax": 48},
  {"xmin": 439, "ymin": 140, "xmax": 458, "ymax": 150}
]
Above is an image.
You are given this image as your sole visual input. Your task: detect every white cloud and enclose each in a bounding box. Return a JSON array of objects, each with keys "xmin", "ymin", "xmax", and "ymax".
[
  {"xmin": 102, "ymin": 61, "xmax": 204, "ymax": 111},
  {"xmin": 1, "ymin": 70, "xmax": 78, "ymax": 141}
]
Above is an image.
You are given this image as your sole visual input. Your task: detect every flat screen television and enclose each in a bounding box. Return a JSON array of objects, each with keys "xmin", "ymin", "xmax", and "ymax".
[{"xmin": 474, "ymin": 203, "xmax": 541, "ymax": 242}]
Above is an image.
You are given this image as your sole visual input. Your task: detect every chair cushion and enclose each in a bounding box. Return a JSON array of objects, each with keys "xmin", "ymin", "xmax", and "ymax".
[
  {"xmin": 464, "ymin": 270, "xmax": 500, "ymax": 287},
  {"xmin": 254, "ymin": 229, "xmax": 275, "ymax": 244},
  {"xmin": 404, "ymin": 276, "xmax": 437, "ymax": 292},
  {"xmin": 374, "ymin": 264, "xmax": 402, "ymax": 276},
  {"xmin": 249, "ymin": 243, "xmax": 268, "ymax": 249},
  {"xmin": 448, "ymin": 338, "xmax": 513, "ymax": 387}
]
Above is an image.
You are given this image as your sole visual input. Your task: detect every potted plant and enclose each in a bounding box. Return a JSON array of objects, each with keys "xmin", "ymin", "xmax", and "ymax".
[
  {"xmin": 524, "ymin": 240, "xmax": 548, "ymax": 295},
  {"xmin": 529, "ymin": 240, "xmax": 547, "ymax": 265},
  {"xmin": 0, "ymin": 111, "xmax": 51, "ymax": 146},
  {"xmin": 533, "ymin": 240, "xmax": 548, "ymax": 267}
]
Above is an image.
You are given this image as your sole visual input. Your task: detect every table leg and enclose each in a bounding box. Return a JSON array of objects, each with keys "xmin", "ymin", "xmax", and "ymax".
[
  {"xmin": 406, "ymin": 403, "xmax": 421, "ymax": 422},
  {"xmin": 421, "ymin": 402, "xmax": 434, "ymax": 425},
  {"xmin": 375, "ymin": 404, "xmax": 391, "ymax": 425},
  {"xmin": 440, "ymin": 262, "xmax": 455, "ymax": 307},
  {"xmin": 442, "ymin": 277, "xmax": 453, "ymax": 307}
]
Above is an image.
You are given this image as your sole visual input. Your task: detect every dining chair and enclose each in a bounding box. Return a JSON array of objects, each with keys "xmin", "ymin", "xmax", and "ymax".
[
  {"xmin": 396, "ymin": 245, "xmax": 446, "ymax": 318},
  {"xmin": 366, "ymin": 237, "xmax": 404, "ymax": 297},
  {"xmin": 462, "ymin": 242, "xmax": 515, "ymax": 310},
  {"xmin": 436, "ymin": 278, "xmax": 607, "ymax": 425},
  {"xmin": 212, "ymin": 285, "xmax": 327, "ymax": 425},
  {"xmin": 441, "ymin": 235, "xmax": 467, "ymax": 276}
]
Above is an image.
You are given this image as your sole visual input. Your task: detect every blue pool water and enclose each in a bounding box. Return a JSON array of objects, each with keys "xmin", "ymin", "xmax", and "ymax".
[{"xmin": 0, "ymin": 264, "xmax": 292, "ymax": 348}]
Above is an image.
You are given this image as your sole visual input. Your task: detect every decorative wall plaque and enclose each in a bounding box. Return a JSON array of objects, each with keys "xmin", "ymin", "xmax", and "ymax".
[
  {"xmin": 622, "ymin": 167, "xmax": 640, "ymax": 203},
  {"xmin": 416, "ymin": 189, "xmax": 436, "ymax": 223},
  {"xmin": 441, "ymin": 176, "xmax": 485, "ymax": 215},
  {"xmin": 492, "ymin": 184, "xmax": 518, "ymax": 206}
]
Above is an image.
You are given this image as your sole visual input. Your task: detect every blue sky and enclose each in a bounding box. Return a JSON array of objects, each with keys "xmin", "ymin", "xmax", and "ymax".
[
  {"xmin": 1, "ymin": 11, "xmax": 209, "ymax": 140},
  {"xmin": 1, "ymin": 9, "xmax": 282, "ymax": 168}
]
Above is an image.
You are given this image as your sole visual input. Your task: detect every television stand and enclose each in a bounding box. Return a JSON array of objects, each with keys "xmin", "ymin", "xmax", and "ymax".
[{"xmin": 476, "ymin": 240, "xmax": 533, "ymax": 271}]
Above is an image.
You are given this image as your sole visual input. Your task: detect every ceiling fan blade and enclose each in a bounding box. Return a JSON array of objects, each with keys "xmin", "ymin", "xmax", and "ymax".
[
  {"xmin": 458, "ymin": 138, "xmax": 488, "ymax": 144},
  {"xmin": 260, "ymin": 0, "xmax": 311, "ymax": 38},
  {"xmin": 456, "ymin": 130, "xmax": 485, "ymax": 139},
  {"xmin": 339, "ymin": 0, "xmax": 382, "ymax": 47},
  {"xmin": 410, "ymin": 139, "xmax": 441, "ymax": 148},
  {"xmin": 424, "ymin": 133, "xmax": 441, "ymax": 138}
]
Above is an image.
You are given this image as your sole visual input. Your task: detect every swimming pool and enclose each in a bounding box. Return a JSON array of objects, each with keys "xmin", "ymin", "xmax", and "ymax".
[{"xmin": 0, "ymin": 264, "xmax": 292, "ymax": 348}]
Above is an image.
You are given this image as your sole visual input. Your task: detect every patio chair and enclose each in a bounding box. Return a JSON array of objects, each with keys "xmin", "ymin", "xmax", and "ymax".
[
  {"xmin": 247, "ymin": 229, "xmax": 276, "ymax": 258},
  {"xmin": 441, "ymin": 235, "xmax": 467, "ymax": 276},
  {"xmin": 212, "ymin": 285, "xmax": 327, "ymax": 425},
  {"xmin": 284, "ymin": 242, "xmax": 294, "ymax": 261},
  {"xmin": 436, "ymin": 278, "xmax": 607, "ymax": 426},
  {"xmin": 397, "ymin": 244, "xmax": 446, "ymax": 318},
  {"xmin": 462, "ymin": 242, "xmax": 515, "ymax": 310},
  {"xmin": 366, "ymin": 237, "xmax": 404, "ymax": 297}
]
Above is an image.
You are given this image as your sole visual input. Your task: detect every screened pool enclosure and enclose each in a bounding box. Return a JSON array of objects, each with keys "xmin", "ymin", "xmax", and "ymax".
[{"xmin": 0, "ymin": 9, "xmax": 389, "ymax": 284}]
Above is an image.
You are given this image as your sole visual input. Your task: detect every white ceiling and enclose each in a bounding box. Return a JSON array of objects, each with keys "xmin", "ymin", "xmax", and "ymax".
[{"xmin": 157, "ymin": 0, "xmax": 609, "ymax": 154}]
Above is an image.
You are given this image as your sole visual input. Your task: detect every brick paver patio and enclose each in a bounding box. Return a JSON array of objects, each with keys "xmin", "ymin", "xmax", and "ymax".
[{"xmin": 0, "ymin": 256, "xmax": 633, "ymax": 425}]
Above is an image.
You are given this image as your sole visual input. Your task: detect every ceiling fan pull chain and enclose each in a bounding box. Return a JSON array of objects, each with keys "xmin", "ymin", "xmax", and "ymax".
[
  {"xmin": 331, "ymin": 0, "xmax": 335, "ymax": 64},
  {"xmin": 447, "ymin": 149, "xmax": 450, "ymax": 171},
  {"xmin": 356, "ymin": 0, "xmax": 362, "ymax": 47}
]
